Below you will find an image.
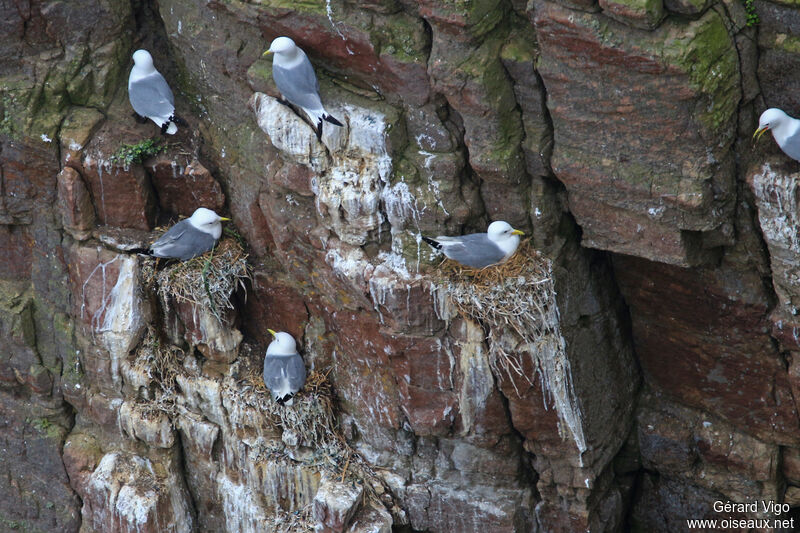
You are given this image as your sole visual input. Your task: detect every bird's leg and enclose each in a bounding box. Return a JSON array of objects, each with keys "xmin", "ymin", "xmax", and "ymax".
[
  {"xmin": 170, "ymin": 114, "xmax": 188, "ymax": 127},
  {"xmin": 315, "ymin": 119, "xmax": 323, "ymax": 142},
  {"xmin": 132, "ymin": 112, "xmax": 148, "ymax": 124},
  {"xmin": 276, "ymin": 95, "xmax": 291, "ymax": 107}
]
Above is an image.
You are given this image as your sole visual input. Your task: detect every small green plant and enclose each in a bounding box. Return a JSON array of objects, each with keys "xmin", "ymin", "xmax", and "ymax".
[
  {"xmin": 744, "ymin": 0, "xmax": 759, "ymax": 27},
  {"xmin": 109, "ymin": 138, "xmax": 166, "ymax": 166}
]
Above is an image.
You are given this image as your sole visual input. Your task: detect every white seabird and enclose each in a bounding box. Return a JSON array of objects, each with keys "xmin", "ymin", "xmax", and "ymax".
[
  {"xmin": 423, "ymin": 221, "xmax": 525, "ymax": 269},
  {"xmin": 263, "ymin": 36, "xmax": 343, "ymax": 140},
  {"xmin": 150, "ymin": 208, "xmax": 230, "ymax": 260},
  {"xmin": 754, "ymin": 108, "xmax": 800, "ymax": 162},
  {"xmin": 263, "ymin": 330, "xmax": 307, "ymax": 405},
  {"xmin": 128, "ymin": 49, "xmax": 180, "ymax": 135}
]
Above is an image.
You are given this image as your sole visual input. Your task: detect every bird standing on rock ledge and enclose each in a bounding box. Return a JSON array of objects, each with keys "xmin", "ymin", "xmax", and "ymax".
[
  {"xmin": 754, "ymin": 108, "xmax": 800, "ymax": 162},
  {"xmin": 263, "ymin": 36, "xmax": 344, "ymax": 141},
  {"xmin": 423, "ymin": 221, "xmax": 525, "ymax": 269},
  {"xmin": 128, "ymin": 50, "xmax": 185, "ymax": 135}
]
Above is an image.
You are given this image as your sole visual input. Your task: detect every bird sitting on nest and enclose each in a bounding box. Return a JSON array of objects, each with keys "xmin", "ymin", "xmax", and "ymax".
[
  {"xmin": 754, "ymin": 108, "xmax": 800, "ymax": 162},
  {"xmin": 263, "ymin": 330, "xmax": 307, "ymax": 406},
  {"xmin": 423, "ymin": 221, "xmax": 525, "ymax": 269},
  {"xmin": 149, "ymin": 208, "xmax": 230, "ymax": 261}
]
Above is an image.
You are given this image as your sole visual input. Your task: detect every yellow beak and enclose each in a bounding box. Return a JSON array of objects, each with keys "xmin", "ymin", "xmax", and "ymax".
[
  {"xmin": 267, "ymin": 329, "xmax": 277, "ymax": 337},
  {"xmin": 262, "ymin": 50, "xmax": 273, "ymax": 57},
  {"xmin": 511, "ymin": 229, "xmax": 525, "ymax": 236},
  {"xmin": 754, "ymin": 127, "xmax": 768, "ymax": 141},
  {"xmin": 219, "ymin": 217, "xmax": 231, "ymax": 222}
]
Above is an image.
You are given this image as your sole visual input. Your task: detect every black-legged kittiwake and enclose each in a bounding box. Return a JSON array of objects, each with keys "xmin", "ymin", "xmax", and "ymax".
[
  {"xmin": 263, "ymin": 37, "xmax": 343, "ymax": 141},
  {"xmin": 755, "ymin": 108, "xmax": 800, "ymax": 162},
  {"xmin": 263, "ymin": 329, "xmax": 307, "ymax": 405},
  {"xmin": 128, "ymin": 49, "xmax": 182, "ymax": 135},
  {"xmin": 150, "ymin": 208, "xmax": 230, "ymax": 260},
  {"xmin": 423, "ymin": 221, "xmax": 525, "ymax": 268}
]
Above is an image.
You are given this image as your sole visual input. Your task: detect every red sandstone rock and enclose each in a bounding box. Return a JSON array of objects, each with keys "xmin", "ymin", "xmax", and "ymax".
[
  {"xmin": 0, "ymin": 138, "xmax": 60, "ymax": 224},
  {"xmin": 241, "ymin": 271, "xmax": 308, "ymax": 345},
  {"xmin": 80, "ymin": 155, "xmax": 156, "ymax": 230},
  {"xmin": 0, "ymin": 225, "xmax": 33, "ymax": 281},
  {"xmin": 148, "ymin": 157, "xmax": 226, "ymax": 216},
  {"xmin": 533, "ymin": 2, "xmax": 738, "ymax": 266},
  {"xmin": 57, "ymin": 167, "xmax": 95, "ymax": 240},
  {"xmin": 615, "ymin": 255, "xmax": 800, "ymax": 445}
]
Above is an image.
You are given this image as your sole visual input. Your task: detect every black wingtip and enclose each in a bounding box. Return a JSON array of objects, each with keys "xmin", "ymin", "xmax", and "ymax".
[
  {"xmin": 422, "ymin": 236, "xmax": 442, "ymax": 250},
  {"xmin": 160, "ymin": 122, "xmax": 169, "ymax": 135},
  {"xmin": 315, "ymin": 119, "xmax": 323, "ymax": 141},
  {"xmin": 275, "ymin": 393, "xmax": 294, "ymax": 405},
  {"xmin": 127, "ymin": 247, "xmax": 154, "ymax": 256},
  {"xmin": 324, "ymin": 114, "xmax": 344, "ymax": 127},
  {"xmin": 170, "ymin": 114, "xmax": 188, "ymax": 127}
]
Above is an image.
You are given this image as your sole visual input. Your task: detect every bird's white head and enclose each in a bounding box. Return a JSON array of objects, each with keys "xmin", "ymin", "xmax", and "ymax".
[
  {"xmin": 487, "ymin": 220, "xmax": 525, "ymax": 242},
  {"xmin": 266, "ymin": 330, "xmax": 297, "ymax": 355},
  {"xmin": 187, "ymin": 207, "xmax": 229, "ymax": 238},
  {"xmin": 755, "ymin": 108, "xmax": 791, "ymax": 141},
  {"xmin": 132, "ymin": 50, "xmax": 155, "ymax": 72},
  {"xmin": 264, "ymin": 36, "xmax": 298, "ymax": 57}
]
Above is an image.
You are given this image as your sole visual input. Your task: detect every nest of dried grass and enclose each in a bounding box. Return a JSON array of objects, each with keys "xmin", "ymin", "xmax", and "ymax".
[
  {"xmin": 433, "ymin": 240, "xmax": 586, "ymax": 450},
  {"xmin": 435, "ymin": 241, "xmax": 555, "ymax": 387},
  {"xmin": 265, "ymin": 505, "xmax": 314, "ymax": 533},
  {"xmin": 229, "ymin": 367, "xmax": 338, "ymax": 448},
  {"xmin": 131, "ymin": 327, "xmax": 186, "ymax": 416},
  {"xmin": 150, "ymin": 237, "xmax": 251, "ymax": 324},
  {"xmin": 227, "ymin": 366, "xmax": 389, "ymax": 497}
]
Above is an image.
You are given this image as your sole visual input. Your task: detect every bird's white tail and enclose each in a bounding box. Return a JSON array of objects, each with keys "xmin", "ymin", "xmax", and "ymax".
[{"xmin": 166, "ymin": 122, "xmax": 178, "ymax": 135}]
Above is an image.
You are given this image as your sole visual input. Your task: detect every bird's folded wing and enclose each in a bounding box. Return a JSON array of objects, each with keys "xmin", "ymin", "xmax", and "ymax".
[
  {"xmin": 286, "ymin": 354, "xmax": 307, "ymax": 391},
  {"xmin": 129, "ymin": 72, "xmax": 175, "ymax": 117},
  {"xmin": 151, "ymin": 226, "xmax": 187, "ymax": 249},
  {"xmin": 781, "ymin": 129, "xmax": 800, "ymax": 161},
  {"xmin": 273, "ymin": 60, "xmax": 324, "ymax": 112},
  {"xmin": 441, "ymin": 234, "xmax": 506, "ymax": 267}
]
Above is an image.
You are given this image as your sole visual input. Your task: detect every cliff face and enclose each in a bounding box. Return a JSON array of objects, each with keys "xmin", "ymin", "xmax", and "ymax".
[{"xmin": 1, "ymin": 0, "xmax": 798, "ymax": 531}]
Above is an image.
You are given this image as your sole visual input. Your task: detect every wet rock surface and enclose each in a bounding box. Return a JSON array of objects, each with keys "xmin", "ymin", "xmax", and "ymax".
[{"xmin": 2, "ymin": 0, "xmax": 800, "ymax": 531}]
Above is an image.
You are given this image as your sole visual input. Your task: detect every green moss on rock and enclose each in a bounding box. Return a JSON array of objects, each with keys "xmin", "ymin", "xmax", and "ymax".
[
  {"xmin": 248, "ymin": 0, "xmax": 327, "ymax": 15},
  {"xmin": 370, "ymin": 12, "xmax": 430, "ymax": 63},
  {"xmin": 601, "ymin": 0, "xmax": 665, "ymax": 30},
  {"xmin": 663, "ymin": 10, "xmax": 739, "ymax": 133}
]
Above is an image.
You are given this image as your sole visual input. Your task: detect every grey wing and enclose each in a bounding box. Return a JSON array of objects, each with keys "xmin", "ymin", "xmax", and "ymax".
[
  {"xmin": 263, "ymin": 354, "xmax": 306, "ymax": 394},
  {"xmin": 441, "ymin": 233, "xmax": 506, "ymax": 268},
  {"xmin": 262, "ymin": 357, "xmax": 287, "ymax": 393},
  {"xmin": 780, "ymin": 130, "xmax": 800, "ymax": 161},
  {"xmin": 129, "ymin": 72, "xmax": 175, "ymax": 117},
  {"xmin": 273, "ymin": 57, "xmax": 324, "ymax": 111},
  {"xmin": 285, "ymin": 353, "xmax": 307, "ymax": 392},
  {"xmin": 150, "ymin": 221, "xmax": 216, "ymax": 260}
]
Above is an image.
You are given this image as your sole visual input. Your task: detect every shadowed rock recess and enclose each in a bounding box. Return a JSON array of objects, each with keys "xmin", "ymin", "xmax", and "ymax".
[{"xmin": 3, "ymin": 0, "xmax": 800, "ymax": 531}]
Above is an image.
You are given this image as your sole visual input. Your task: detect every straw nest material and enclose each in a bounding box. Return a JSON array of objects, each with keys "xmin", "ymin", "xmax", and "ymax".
[
  {"xmin": 434, "ymin": 241, "xmax": 556, "ymax": 387},
  {"xmin": 229, "ymin": 364, "xmax": 388, "ymax": 494},
  {"xmin": 144, "ymin": 237, "xmax": 251, "ymax": 324},
  {"xmin": 131, "ymin": 327, "xmax": 186, "ymax": 416},
  {"xmin": 433, "ymin": 240, "xmax": 586, "ymax": 447}
]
